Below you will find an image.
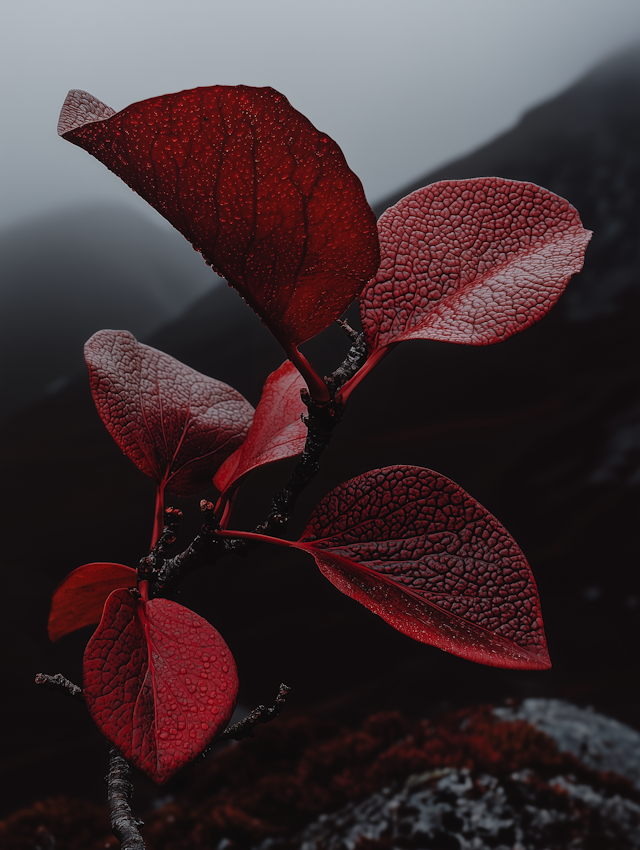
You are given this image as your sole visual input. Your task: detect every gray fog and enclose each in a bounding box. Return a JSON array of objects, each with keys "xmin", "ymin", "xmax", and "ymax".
[{"xmin": 2, "ymin": 0, "xmax": 640, "ymax": 232}]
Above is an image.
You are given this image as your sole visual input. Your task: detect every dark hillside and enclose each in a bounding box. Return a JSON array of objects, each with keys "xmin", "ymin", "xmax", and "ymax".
[{"xmin": 0, "ymin": 204, "xmax": 215, "ymax": 418}]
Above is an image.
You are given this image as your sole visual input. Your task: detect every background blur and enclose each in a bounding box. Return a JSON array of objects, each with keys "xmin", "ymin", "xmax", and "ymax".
[
  {"xmin": 2, "ymin": 0, "xmax": 640, "ymax": 818},
  {"xmin": 3, "ymin": 0, "xmax": 640, "ymax": 226}
]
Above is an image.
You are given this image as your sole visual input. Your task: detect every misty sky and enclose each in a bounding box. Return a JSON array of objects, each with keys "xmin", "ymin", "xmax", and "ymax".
[{"xmin": 2, "ymin": 0, "xmax": 640, "ymax": 234}]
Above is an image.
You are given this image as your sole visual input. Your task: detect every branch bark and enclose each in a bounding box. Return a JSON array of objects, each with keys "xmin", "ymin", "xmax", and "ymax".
[
  {"xmin": 35, "ymin": 672, "xmax": 84, "ymax": 702},
  {"xmin": 219, "ymin": 682, "xmax": 291, "ymax": 742},
  {"xmin": 197, "ymin": 683, "xmax": 291, "ymax": 765},
  {"xmin": 153, "ymin": 326, "xmax": 366, "ymax": 589},
  {"xmin": 107, "ymin": 747, "xmax": 146, "ymax": 850}
]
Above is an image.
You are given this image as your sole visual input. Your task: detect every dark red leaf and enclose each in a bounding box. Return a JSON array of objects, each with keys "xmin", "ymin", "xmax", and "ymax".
[
  {"xmin": 83, "ymin": 588, "xmax": 238, "ymax": 784},
  {"xmin": 85, "ymin": 330, "xmax": 254, "ymax": 496},
  {"xmin": 48, "ymin": 563, "xmax": 137, "ymax": 642},
  {"xmin": 360, "ymin": 178, "xmax": 591, "ymax": 354},
  {"xmin": 213, "ymin": 361, "xmax": 307, "ymax": 496},
  {"xmin": 60, "ymin": 87, "xmax": 380, "ymax": 348},
  {"xmin": 294, "ymin": 466, "xmax": 550, "ymax": 670}
]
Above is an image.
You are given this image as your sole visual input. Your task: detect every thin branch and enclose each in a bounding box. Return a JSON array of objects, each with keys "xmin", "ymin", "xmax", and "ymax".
[
  {"xmin": 198, "ymin": 683, "xmax": 291, "ymax": 765},
  {"xmin": 325, "ymin": 328, "xmax": 367, "ymax": 396},
  {"xmin": 255, "ymin": 394, "xmax": 343, "ymax": 537},
  {"xmin": 154, "ymin": 500, "xmax": 226, "ymax": 594},
  {"xmin": 154, "ymin": 392, "xmax": 344, "ymax": 586},
  {"xmin": 35, "ymin": 672, "xmax": 84, "ymax": 703},
  {"xmin": 220, "ymin": 683, "xmax": 291, "ymax": 741},
  {"xmin": 149, "ymin": 333, "xmax": 369, "ymax": 588},
  {"xmin": 336, "ymin": 318, "xmax": 362, "ymax": 344},
  {"xmin": 107, "ymin": 747, "xmax": 146, "ymax": 850},
  {"xmin": 139, "ymin": 507, "xmax": 183, "ymax": 585}
]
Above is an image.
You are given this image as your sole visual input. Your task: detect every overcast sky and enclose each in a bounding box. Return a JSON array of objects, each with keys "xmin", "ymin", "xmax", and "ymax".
[{"xmin": 2, "ymin": 0, "xmax": 640, "ymax": 233}]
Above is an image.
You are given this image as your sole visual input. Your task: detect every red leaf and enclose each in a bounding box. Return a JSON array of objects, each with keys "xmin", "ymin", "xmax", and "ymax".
[
  {"xmin": 83, "ymin": 588, "xmax": 238, "ymax": 784},
  {"xmin": 85, "ymin": 330, "xmax": 254, "ymax": 496},
  {"xmin": 360, "ymin": 178, "xmax": 591, "ymax": 354},
  {"xmin": 295, "ymin": 466, "xmax": 550, "ymax": 670},
  {"xmin": 48, "ymin": 563, "xmax": 137, "ymax": 642},
  {"xmin": 60, "ymin": 87, "xmax": 380, "ymax": 348},
  {"xmin": 213, "ymin": 361, "xmax": 307, "ymax": 495}
]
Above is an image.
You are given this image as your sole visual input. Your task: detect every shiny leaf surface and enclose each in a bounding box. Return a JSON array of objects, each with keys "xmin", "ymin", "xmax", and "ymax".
[
  {"xmin": 48, "ymin": 563, "xmax": 137, "ymax": 642},
  {"xmin": 213, "ymin": 360, "xmax": 307, "ymax": 495},
  {"xmin": 60, "ymin": 87, "xmax": 380, "ymax": 347},
  {"xmin": 360, "ymin": 178, "xmax": 591, "ymax": 354},
  {"xmin": 85, "ymin": 330, "xmax": 254, "ymax": 496},
  {"xmin": 296, "ymin": 466, "xmax": 550, "ymax": 670},
  {"xmin": 83, "ymin": 588, "xmax": 238, "ymax": 784}
]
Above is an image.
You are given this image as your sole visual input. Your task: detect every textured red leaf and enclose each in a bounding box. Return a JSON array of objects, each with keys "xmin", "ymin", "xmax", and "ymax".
[
  {"xmin": 60, "ymin": 87, "xmax": 380, "ymax": 348},
  {"xmin": 83, "ymin": 588, "xmax": 238, "ymax": 784},
  {"xmin": 48, "ymin": 563, "xmax": 137, "ymax": 642},
  {"xmin": 295, "ymin": 466, "xmax": 550, "ymax": 670},
  {"xmin": 85, "ymin": 330, "xmax": 254, "ymax": 496},
  {"xmin": 213, "ymin": 361, "xmax": 307, "ymax": 496},
  {"xmin": 360, "ymin": 178, "xmax": 591, "ymax": 354}
]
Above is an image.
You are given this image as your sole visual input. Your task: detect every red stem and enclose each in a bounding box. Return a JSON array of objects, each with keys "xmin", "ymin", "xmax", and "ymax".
[
  {"xmin": 214, "ymin": 490, "xmax": 237, "ymax": 529},
  {"xmin": 151, "ymin": 483, "xmax": 165, "ymax": 548},
  {"xmin": 338, "ymin": 344, "xmax": 394, "ymax": 403},
  {"xmin": 285, "ymin": 344, "xmax": 330, "ymax": 403},
  {"xmin": 215, "ymin": 528, "xmax": 295, "ymax": 549}
]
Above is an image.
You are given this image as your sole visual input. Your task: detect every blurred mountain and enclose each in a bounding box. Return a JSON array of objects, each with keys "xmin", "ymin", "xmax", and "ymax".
[
  {"xmin": 374, "ymin": 43, "xmax": 640, "ymax": 325},
  {"xmin": 0, "ymin": 204, "xmax": 218, "ymax": 418},
  {"xmin": 1, "ymin": 45, "xmax": 640, "ymax": 814}
]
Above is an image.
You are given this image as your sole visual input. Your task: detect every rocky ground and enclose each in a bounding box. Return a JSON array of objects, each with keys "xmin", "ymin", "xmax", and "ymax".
[{"xmin": 3, "ymin": 700, "xmax": 640, "ymax": 849}]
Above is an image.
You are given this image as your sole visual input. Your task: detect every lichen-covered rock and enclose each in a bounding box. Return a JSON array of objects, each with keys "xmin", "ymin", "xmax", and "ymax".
[
  {"xmin": 3, "ymin": 701, "xmax": 640, "ymax": 849},
  {"xmin": 494, "ymin": 698, "xmax": 640, "ymax": 789},
  {"xmin": 261, "ymin": 767, "xmax": 640, "ymax": 850}
]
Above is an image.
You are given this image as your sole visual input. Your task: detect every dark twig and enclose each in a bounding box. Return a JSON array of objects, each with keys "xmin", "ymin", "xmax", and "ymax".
[
  {"xmin": 255, "ymin": 395, "xmax": 343, "ymax": 537},
  {"xmin": 148, "ymin": 336, "xmax": 366, "ymax": 588},
  {"xmin": 107, "ymin": 747, "xmax": 146, "ymax": 850},
  {"xmin": 138, "ymin": 507, "xmax": 183, "ymax": 586},
  {"xmin": 35, "ymin": 672, "xmax": 84, "ymax": 703},
  {"xmin": 198, "ymin": 683, "xmax": 291, "ymax": 764},
  {"xmin": 336, "ymin": 318, "xmax": 362, "ymax": 344},
  {"xmin": 155, "ymin": 393, "xmax": 345, "ymax": 584},
  {"xmin": 220, "ymin": 682, "xmax": 291, "ymax": 741},
  {"xmin": 325, "ymin": 323, "xmax": 368, "ymax": 395},
  {"xmin": 154, "ymin": 499, "xmax": 227, "ymax": 593}
]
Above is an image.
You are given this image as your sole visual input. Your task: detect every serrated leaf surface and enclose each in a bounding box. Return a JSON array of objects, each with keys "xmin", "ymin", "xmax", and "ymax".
[
  {"xmin": 83, "ymin": 589, "xmax": 238, "ymax": 784},
  {"xmin": 298, "ymin": 466, "xmax": 550, "ymax": 670},
  {"xmin": 85, "ymin": 330, "xmax": 254, "ymax": 495}
]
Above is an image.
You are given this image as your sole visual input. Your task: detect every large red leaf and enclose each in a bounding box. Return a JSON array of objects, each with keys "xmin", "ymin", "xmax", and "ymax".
[
  {"xmin": 83, "ymin": 588, "xmax": 238, "ymax": 784},
  {"xmin": 85, "ymin": 330, "xmax": 254, "ymax": 496},
  {"xmin": 213, "ymin": 360, "xmax": 307, "ymax": 496},
  {"xmin": 294, "ymin": 466, "xmax": 550, "ymax": 670},
  {"xmin": 48, "ymin": 562, "xmax": 137, "ymax": 642},
  {"xmin": 360, "ymin": 178, "xmax": 591, "ymax": 354},
  {"xmin": 59, "ymin": 87, "xmax": 380, "ymax": 348}
]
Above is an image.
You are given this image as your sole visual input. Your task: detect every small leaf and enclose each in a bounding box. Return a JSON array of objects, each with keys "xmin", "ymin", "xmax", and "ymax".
[
  {"xmin": 48, "ymin": 563, "xmax": 137, "ymax": 642},
  {"xmin": 213, "ymin": 361, "xmax": 307, "ymax": 495},
  {"xmin": 85, "ymin": 330, "xmax": 254, "ymax": 496},
  {"xmin": 60, "ymin": 87, "xmax": 380, "ymax": 348},
  {"xmin": 295, "ymin": 466, "xmax": 550, "ymax": 670},
  {"xmin": 360, "ymin": 178, "xmax": 591, "ymax": 354},
  {"xmin": 83, "ymin": 588, "xmax": 238, "ymax": 784}
]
